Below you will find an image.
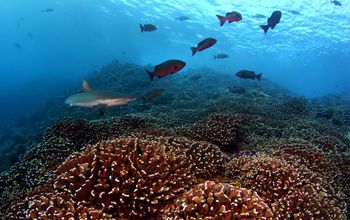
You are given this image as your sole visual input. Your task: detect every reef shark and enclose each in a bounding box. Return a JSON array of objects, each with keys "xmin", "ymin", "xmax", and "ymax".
[{"xmin": 65, "ymin": 80, "xmax": 136, "ymax": 107}]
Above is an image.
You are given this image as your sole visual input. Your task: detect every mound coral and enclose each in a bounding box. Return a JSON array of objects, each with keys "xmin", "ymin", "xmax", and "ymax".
[
  {"xmin": 161, "ymin": 137, "xmax": 226, "ymax": 178},
  {"xmin": 272, "ymin": 143, "xmax": 339, "ymax": 179},
  {"xmin": 27, "ymin": 138, "xmax": 195, "ymax": 219},
  {"xmin": 163, "ymin": 180, "xmax": 273, "ymax": 219},
  {"xmin": 187, "ymin": 113, "xmax": 242, "ymax": 151},
  {"xmin": 311, "ymin": 136, "xmax": 347, "ymax": 153},
  {"xmin": 227, "ymin": 154, "xmax": 347, "ymax": 219},
  {"xmin": 281, "ymin": 97, "xmax": 309, "ymax": 115}
]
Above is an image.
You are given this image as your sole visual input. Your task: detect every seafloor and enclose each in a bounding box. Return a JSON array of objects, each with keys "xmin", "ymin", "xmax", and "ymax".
[{"xmin": 0, "ymin": 60, "xmax": 349, "ymax": 219}]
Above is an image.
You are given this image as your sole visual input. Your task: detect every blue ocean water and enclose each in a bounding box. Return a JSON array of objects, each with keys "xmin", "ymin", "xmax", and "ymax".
[{"xmin": 0, "ymin": 0, "xmax": 349, "ymax": 125}]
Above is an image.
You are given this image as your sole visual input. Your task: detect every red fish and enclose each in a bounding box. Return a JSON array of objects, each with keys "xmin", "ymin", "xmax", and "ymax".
[
  {"xmin": 216, "ymin": 11, "xmax": 242, "ymax": 27},
  {"xmin": 145, "ymin": 59, "xmax": 186, "ymax": 81},
  {"xmin": 191, "ymin": 38, "xmax": 217, "ymax": 56}
]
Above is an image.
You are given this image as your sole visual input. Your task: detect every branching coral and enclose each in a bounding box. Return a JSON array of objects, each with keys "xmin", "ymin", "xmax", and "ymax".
[
  {"xmin": 163, "ymin": 180, "xmax": 273, "ymax": 219},
  {"xmin": 272, "ymin": 143, "xmax": 339, "ymax": 179},
  {"xmin": 186, "ymin": 113, "xmax": 242, "ymax": 150},
  {"xmin": 227, "ymin": 154, "xmax": 347, "ymax": 219},
  {"xmin": 135, "ymin": 136, "xmax": 227, "ymax": 178},
  {"xmin": 311, "ymin": 136, "xmax": 347, "ymax": 153},
  {"xmin": 281, "ymin": 97, "xmax": 309, "ymax": 115},
  {"xmin": 29, "ymin": 138, "xmax": 195, "ymax": 219}
]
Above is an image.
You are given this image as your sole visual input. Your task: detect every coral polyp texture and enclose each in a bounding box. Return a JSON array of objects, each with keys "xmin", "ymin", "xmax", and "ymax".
[
  {"xmin": 163, "ymin": 180, "xmax": 273, "ymax": 219},
  {"xmin": 187, "ymin": 113, "xmax": 242, "ymax": 150},
  {"xmin": 28, "ymin": 138, "xmax": 195, "ymax": 219},
  {"xmin": 227, "ymin": 154, "xmax": 347, "ymax": 219}
]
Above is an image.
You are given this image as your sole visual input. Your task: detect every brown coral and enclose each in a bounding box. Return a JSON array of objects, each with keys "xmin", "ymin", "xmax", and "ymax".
[
  {"xmin": 187, "ymin": 113, "xmax": 242, "ymax": 151},
  {"xmin": 163, "ymin": 180, "xmax": 273, "ymax": 219},
  {"xmin": 134, "ymin": 136, "xmax": 227, "ymax": 178},
  {"xmin": 38, "ymin": 138, "xmax": 194, "ymax": 219},
  {"xmin": 227, "ymin": 154, "xmax": 347, "ymax": 219},
  {"xmin": 311, "ymin": 136, "xmax": 347, "ymax": 153}
]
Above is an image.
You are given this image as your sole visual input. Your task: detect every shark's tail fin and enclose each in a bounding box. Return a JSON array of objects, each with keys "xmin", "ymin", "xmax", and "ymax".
[{"xmin": 145, "ymin": 68, "xmax": 154, "ymax": 81}]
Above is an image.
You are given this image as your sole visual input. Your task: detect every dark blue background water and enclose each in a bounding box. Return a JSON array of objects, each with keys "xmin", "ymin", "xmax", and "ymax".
[{"xmin": 1, "ymin": 0, "xmax": 349, "ymax": 127}]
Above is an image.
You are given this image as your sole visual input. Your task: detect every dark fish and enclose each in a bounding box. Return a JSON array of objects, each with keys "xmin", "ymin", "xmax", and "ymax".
[
  {"xmin": 235, "ymin": 70, "xmax": 262, "ymax": 81},
  {"xmin": 260, "ymin": 11, "xmax": 282, "ymax": 34},
  {"xmin": 331, "ymin": 0, "xmax": 342, "ymax": 6},
  {"xmin": 145, "ymin": 59, "xmax": 186, "ymax": 81},
  {"xmin": 42, "ymin": 8, "xmax": 54, "ymax": 12},
  {"xmin": 177, "ymin": 16, "xmax": 190, "ymax": 21},
  {"xmin": 214, "ymin": 53, "xmax": 229, "ymax": 59},
  {"xmin": 13, "ymin": 42, "xmax": 22, "ymax": 49},
  {"xmin": 140, "ymin": 89, "xmax": 164, "ymax": 103},
  {"xmin": 189, "ymin": 74, "xmax": 202, "ymax": 81},
  {"xmin": 140, "ymin": 24, "xmax": 157, "ymax": 32},
  {"xmin": 289, "ymin": 10, "xmax": 300, "ymax": 15},
  {"xmin": 216, "ymin": 11, "xmax": 242, "ymax": 26},
  {"xmin": 252, "ymin": 14, "xmax": 266, "ymax": 19},
  {"xmin": 191, "ymin": 38, "xmax": 217, "ymax": 56}
]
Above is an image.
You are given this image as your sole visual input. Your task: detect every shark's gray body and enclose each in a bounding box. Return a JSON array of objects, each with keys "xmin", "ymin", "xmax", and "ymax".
[{"xmin": 65, "ymin": 81, "xmax": 136, "ymax": 107}]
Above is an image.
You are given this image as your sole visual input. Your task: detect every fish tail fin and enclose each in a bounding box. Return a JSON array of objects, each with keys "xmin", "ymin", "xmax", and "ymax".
[
  {"xmin": 260, "ymin": 24, "xmax": 269, "ymax": 34},
  {"xmin": 191, "ymin": 47, "xmax": 197, "ymax": 56},
  {"xmin": 216, "ymin": 15, "xmax": 226, "ymax": 26},
  {"xmin": 145, "ymin": 68, "xmax": 154, "ymax": 81},
  {"xmin": 140, "ymin": 24, "xmax": 144, "ymax": 32},
  {"xmin": 256, "ymin": 73, "xmax": 262, "ymax": 81}
]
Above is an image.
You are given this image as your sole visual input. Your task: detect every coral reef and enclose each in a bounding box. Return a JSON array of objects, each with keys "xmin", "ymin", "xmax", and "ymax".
[
  {"xmin": 164, "ymin": 180, "xmax": 273, "ymax": 219},
  {"xmin": 185, "ymin": 113, "xmax": 242, "ymax": 151},
  {"xmin": 280, "ymin": 97, "xmax": 310, "ymax": 115},
  {"xmin": 4, "ymin": 137, "xmax": 196, "ymax": 219},
  {"xmin": 227, "ymin": 154, "xmax": 347, "ymax": 219},
  {"xmin": 1, "ymin": 60, "xmax": 349, "ymax": 218}
]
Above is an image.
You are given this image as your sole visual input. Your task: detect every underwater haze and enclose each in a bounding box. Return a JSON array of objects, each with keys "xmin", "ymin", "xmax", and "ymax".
[
  {"xmin": 1, "ymin": 0, "xmax": 350, "ymax": 126},
  {"xmin": 1, "ymin": 0, "xmax": 350, "ymax": 219}
]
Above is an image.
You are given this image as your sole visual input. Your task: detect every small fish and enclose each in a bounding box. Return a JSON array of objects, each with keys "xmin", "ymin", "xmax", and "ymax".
[
  {"xmin": 214, "ymin": 53, "xmax": 229, "ymax": 59},
  {"xmin": 140, "ymin": 24, "xmax": 157, "ymax": 32},
  {"xmin": 331, "ymin": 0, "xmax": 342, "ymax": 6},
  {"xmin": 177, "ymin": 16, "xmax": 190, "ymax": 21},
  {"xmin": 289, "ymin": 10, "xmax": 300, "ymax": 15},
  {"xmin": 216, "ymin": 11, "xmax": 242, "ymax": 27},
  {"xmin": 145, "ymin": 60, "xmax": 186, "ymax": 81},
  {"xmin": 42, "ymin": 8, "xmax": 54, "ymax": 12},
  {"xmin": 252, "ymin": 14, "xmax": 266, "ymax": 19},
  {"xmin": 189, "ymin": 74, "xmax": 202, "ymax": 81},
  {"xmin": 140, "ymin": 89, "xmax": 164, "ymax": 103},
  {"xmin": 260, "ymin": 11, "xmax": 282, "ymax": 34},
  {"xmin": 13, "ymin": 42, "xmax": 22, "ymax": 49},
  {"xmin": 191, "ymin": 38, "xmax": 217, "ymax": 56},
  {"xmin": 65, "ymin": 80, "xmax": 136, "ymax": 107},
  {"xmin": 235, "ymin": 70, "xmax": 262, "ymax": 81}
]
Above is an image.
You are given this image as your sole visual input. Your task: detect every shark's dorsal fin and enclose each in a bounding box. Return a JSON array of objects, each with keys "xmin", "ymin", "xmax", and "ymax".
[{"xmin": 82, "ymin": 80, "xmax": 92, "ymax": 91}]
